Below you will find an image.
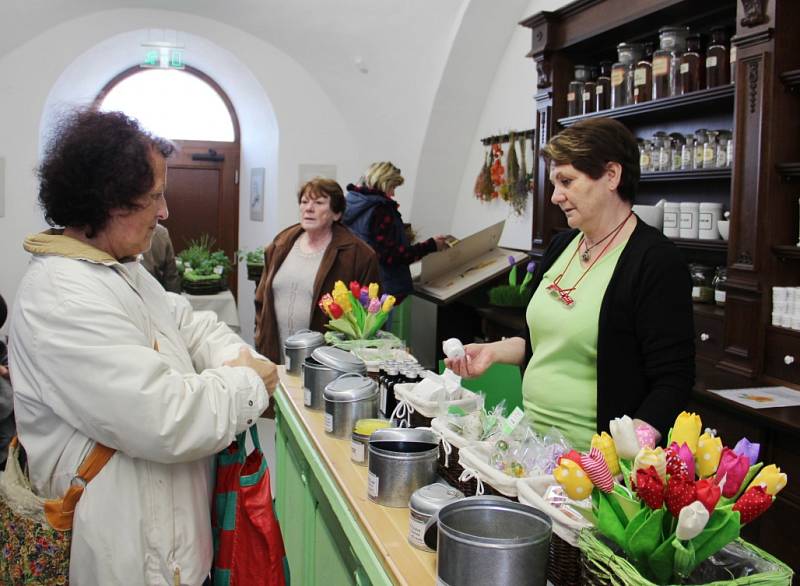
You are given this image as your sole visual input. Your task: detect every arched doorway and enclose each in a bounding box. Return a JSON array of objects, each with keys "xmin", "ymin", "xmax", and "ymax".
[{"xmin": 94, "ymin": 65, "xmax": 241, "ymax": 297}]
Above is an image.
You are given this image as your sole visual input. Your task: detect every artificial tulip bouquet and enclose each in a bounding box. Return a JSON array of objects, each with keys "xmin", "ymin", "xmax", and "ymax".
[
  {"xmin": 318, "ymin": 280, "xmax": 400, "ymax": 348},
  {"xmin": 553, "ymin": 412, "xmax": 789, "ymax": 584}
]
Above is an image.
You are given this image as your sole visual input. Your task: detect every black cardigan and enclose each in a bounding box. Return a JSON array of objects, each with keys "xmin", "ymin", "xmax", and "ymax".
[{"xmin": 523, "ymin": 218, "xmax": 695, "ymax": 439}]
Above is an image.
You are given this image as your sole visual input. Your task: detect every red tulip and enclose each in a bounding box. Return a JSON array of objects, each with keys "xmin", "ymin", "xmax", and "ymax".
[
  {"xmin": 329, "ymin": 302, "xmax": 343, "ymax": 319},
  {"xmin": 349, "ymin": 281, "xmax": 361, "ymax": 297},
  {"xmin": 560, "ymin": 450, "xmax": 583, "ymax": 466},
  {"xmin": 665, "ymin": 473, "xmax": 697, "ymax": 518},
  {"xmin": 733, "ymin": 485, "xmax": 774, "ymax": 524},
  {"xmin": 635, "ymin": 466, "xmax": 665, "ymax": 510},
  {"xmin": 694, "ymin": 478, "xmax": 721, "ymax": 515}
]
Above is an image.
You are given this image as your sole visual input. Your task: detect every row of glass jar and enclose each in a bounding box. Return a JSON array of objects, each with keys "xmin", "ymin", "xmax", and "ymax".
[
  {"xmin": 566, "ymin": 25, "xmax": 734, "ymax": 117},
  {"xmin": 639, "ymin": 129, "xmax": 732, "ymax": 173},
  {"xmin": 690, "ymin": 264, "xmax": 727, "ymax": 306}
]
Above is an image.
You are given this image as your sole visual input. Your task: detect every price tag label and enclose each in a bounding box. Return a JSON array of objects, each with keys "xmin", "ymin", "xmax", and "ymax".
[
  {"xmin": 324, "ymin": 412, "xmax": 333, "ymax": 433},
  {"xmin": 501, "ymin": 407, "xmax": 524, "ymax": 436},
  {"xmin": 351, "ymin": 441, "xmax": 365, "ymax": 463},
  {"xmin": 368, "ymin": 472, "xmax": 379, "ymax": 498},
  {"xmin": 408, "ymin": 517, "xmax": 426, "ymax": 547},
  {"xmin": 303, "ymin": 388, "xmax": 312, "ymax": 406}
]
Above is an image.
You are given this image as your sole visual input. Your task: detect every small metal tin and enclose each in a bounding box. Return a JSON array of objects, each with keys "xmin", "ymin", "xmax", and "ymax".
[
  {"xmin": 283, "ymin": 330, "xmax": 324, "ymax": 375},
  {"xmin": 312, "ymin": 346, "xmax": 367, "ymax": 374},
  {"xmin": 408, "ymin": 483, "xmax": 464, "ymax": 551}
]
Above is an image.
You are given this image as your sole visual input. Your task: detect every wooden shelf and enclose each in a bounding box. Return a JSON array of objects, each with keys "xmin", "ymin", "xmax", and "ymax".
[
  {"xmin": 672, "ymin": 238, "xmax": 727, "ymax": 253},
  {"xmin": 777, "ymin": 162, "xmax": 800, "ymax": 182},
  {"xmin": 773, "ymin": 245, "xmax": 800, "ymax": 261},
  {"xmin": 640, "ymin": 168, "xmax": 731, "ymax": 183},
  {"xmin": 694, "ymin": 303, "xmax": 725, "ymax": 319},
  {"xmin": 558, "ymin": 85, "xmax": 735, "ymax": 127},
  {"xmin": 768, "ymin": 324, "xmax": 800, "ymax": 339},
  {"xmin": 780, "ymin": 69, "xmax": 800, "ymax": 93}
]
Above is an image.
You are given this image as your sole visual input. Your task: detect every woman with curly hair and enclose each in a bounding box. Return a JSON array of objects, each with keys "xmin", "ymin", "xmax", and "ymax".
[{"xmin": 8, "ymin": 109, "xmax": 278, "ymax": 585}]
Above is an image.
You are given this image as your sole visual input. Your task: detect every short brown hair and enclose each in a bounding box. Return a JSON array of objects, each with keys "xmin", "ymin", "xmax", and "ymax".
[
  {"xmin": 541, "ymin": 118, "xmax": 640, "ymax": 203},
  {"xmin": 297, "ymin": 177, "xmax": 346, "ymax": 215}
]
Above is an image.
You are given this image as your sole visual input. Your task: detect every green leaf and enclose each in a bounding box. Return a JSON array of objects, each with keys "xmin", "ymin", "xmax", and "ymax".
[
  {"xmin": 348, "ymin": 291, "xmax": 366, "ymax": 329},
  {"xmin": 619, "ymin": 458, "xmax": 633, "ymax": 493},
  {"xmin": 324, "ymin": 318, "xmax": 359, "ymax": 339},
  {"xmin": 690, "ymin": 508, "xmax": 740, "ymax": 566},
  {"xmin": 596, "ymin": 491, "xmax": 627, "ymax": 551},
  {"xmin": 648, "ymin": 537, "xmax": 676, "ymax": 585},
  {"xmin": 610, "ymin": 484, "xmax": 642, "ymax": 523},
  {"xmin": 627, "ymin": 508, "xmax": 665, "ymax": 565},
  {"xmin": 672, "ymin": 539, "xmax": 697, "ymax": 582},
  {"xmin": 508, "ymin": 264, "xmax": 518, "ymax": 287}
]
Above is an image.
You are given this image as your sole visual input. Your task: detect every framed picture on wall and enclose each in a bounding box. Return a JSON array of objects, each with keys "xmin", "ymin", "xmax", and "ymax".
[
  {"xmin": 298, "ymin": 164, "xmax": 337, "ymax": 188},
  {"xmin": 249, "ymin": 167, "xmax": 265, "ymax": 222}
]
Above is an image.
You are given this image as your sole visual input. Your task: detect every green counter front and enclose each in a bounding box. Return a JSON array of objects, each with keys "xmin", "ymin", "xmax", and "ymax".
[{"xmin": 273, "ymin": 367, "xmax": 437, "ymax": 586}]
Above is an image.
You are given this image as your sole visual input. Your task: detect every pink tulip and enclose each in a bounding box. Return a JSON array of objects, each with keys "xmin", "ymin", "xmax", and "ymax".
[
  {"xmin": 368, "ymin": 298, "xmax": 381, "ymax": 314},
  {"xmin": 715, "ymin": 447, "xmax": 751, "ymax": 498},
  {"xmin": 668, "ymin": 442, "xmax": 695, "ymax": 480}
]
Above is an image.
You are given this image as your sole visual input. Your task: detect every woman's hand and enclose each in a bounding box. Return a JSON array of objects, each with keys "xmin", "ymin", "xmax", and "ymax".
[
  {"xmin": 444, "ymin": 343, "xmax": 495, "ymax": 378},
  {"xmin": 433, "ymin": 235, "xmax": 450, "ymax": 251},
  {"xmin": 0, "ymin": 364, "xmax": 8, "ymax": 380},
  {"xmin": 225, "ymin": 347, "xmax": 278, "ymax": 395}
]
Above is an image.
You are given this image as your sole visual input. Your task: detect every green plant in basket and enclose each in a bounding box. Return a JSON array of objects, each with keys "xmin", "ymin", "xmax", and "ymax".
[
  {"xmin": 178, "ymin": 235, "xmax": 232, "ymax": 282},
  {"xmin": 318, "ymin": 280, "xmax": 395, "ymax": 340},
  {"xmin": 488, "ymin": 257, "xmax": 536, "ymax": 307},
  {"xmin": 237, "ymin": 248, "xmax": 265, "ymax": 266},
  {"xmin": 552, "ymin": 412, "xmax": 789, "ymax": 584}
]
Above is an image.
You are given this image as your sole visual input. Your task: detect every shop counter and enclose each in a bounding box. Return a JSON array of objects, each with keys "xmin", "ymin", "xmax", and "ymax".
[{"xmin": 273, "ymin": 367, "xmax": 437, "ymax": 586}]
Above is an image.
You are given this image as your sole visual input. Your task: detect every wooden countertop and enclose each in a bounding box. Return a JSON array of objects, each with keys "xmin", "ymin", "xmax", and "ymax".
[{"xmin": 275, "ymin": 368, "xmax": 437, "ymax": 586}]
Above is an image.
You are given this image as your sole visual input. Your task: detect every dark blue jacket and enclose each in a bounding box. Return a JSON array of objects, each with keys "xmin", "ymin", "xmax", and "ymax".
[{"xmin": 342, "ymin": 188, "xmax": 414, "ymax": 298}]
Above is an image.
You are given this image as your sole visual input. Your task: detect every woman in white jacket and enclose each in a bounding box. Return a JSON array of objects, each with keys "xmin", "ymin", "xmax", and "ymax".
[{"xmin": 9, "ymin": 109, "xmax": 277, "ymax": 585}]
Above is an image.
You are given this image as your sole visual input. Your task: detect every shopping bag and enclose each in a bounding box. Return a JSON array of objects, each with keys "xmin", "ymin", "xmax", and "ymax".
[{"xmin": 212, "ymin": 425, "xmax": 288, "ymax": 586}]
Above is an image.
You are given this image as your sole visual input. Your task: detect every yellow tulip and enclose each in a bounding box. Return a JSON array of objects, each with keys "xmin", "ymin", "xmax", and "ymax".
[
  {"xmin": 381, "ymin": 295, "xmax": 396, "ymax": 313},
  {"xmin": 671, "ymin": 411, "xmax": 703, "ymax": 454},
  {"xmin": 368, "ymin": 282, "xmax": 380, "ymax": 299},
  {"xmin": 634, "ymin": 447, "xmax": 666, "ymax": 483},
  {"xmin": 747, "ymin": 464, "xmax": 788, "ymax": 496},
  {"xmin": 591, "ymin": 432, "xmax": 620, "ymax": 476},
  {"xmin": 333, "ymin": 291, "xmax": 352, "ymax": 313},
  {"xmin": 553, "ymin": 459, "xmax": 594, "ymax": 501},
  {"xmin": 333, "ymin": 281, "xmax": 348, "ymax": 295},
  {"xmin": 695, "ymin": 432, "xmax": 723, "ymax": 477}
]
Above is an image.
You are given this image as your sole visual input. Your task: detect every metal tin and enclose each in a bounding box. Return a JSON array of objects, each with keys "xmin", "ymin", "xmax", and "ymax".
[
  {"xmin": 311, "ymin": 346, "xmax": 367, "ymax": 374},
  {"xmin": 350, "ymin": 419, "xmax": 392, "ymax": 466},
  {"xmin": 424, "ymin": 497, "xmax": 552, "ymax": 586},
  {"xmin": 323, "ymin": 374, "xmax": 379, "ymax": 438},
  {"xmin": 367, "ymin": 428, "xmax": 439, "ymax": 508},
  {"xmin": 408, "ymin": 483, "xmax": 464, "ymax": 551},
  {"xmin": 283, "ymin": 330, "xmax": 324, "ymax": 375}
]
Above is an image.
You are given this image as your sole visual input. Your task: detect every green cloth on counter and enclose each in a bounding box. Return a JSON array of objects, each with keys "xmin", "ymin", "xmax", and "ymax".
[{"xmin": 522, "ymin": 233, "xmax": 626, "ymax": 451}]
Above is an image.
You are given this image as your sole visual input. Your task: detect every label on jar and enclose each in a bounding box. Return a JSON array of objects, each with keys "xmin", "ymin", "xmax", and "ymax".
[
  {"xmin": 699, "ymin": 212, "xmax": 713, "ymax": 230},
  {"xmin": 682, "ymin": 148, "xmax": 692, "ymax": 168},
  {"xmin": 303, "ymin": 387, "xmax": 312, "ymax": 406},
  {"xmin": 716, "ymin": 148, "xmax": 727, "ymax": 168},
  {"xmin": 408, "ymin": 517, "xmax": 427, "ymax": 548},
  {"xmin": 611, "ymin": 70, "xmax": 624, "ymax": 86},
  {"xmin": 380, "ymin": 387, "xmax": 387, "ymax": 415},
  {"xmin": 596, "ymin": 84, "xmax": 604, "ymax": 94},
  {"xmin": 715, "ymin": 290, "xmax": 727, "ymax": 304},
  {"xmin": 692, "ymin": 286, "xmax": 701, "ymax": 298},
  {"xmin": 351, "ymin": 440, "xmax": 365, "ymax": 463},
  {"xmin": 730, "ymin": 46, "xmax": 737, "ymax": 63},
  {"xmin": 582, "ymin": 91, "xmax": 591, "ymax": 102},
  {"xmin": 567, "ymin": 92, "xmax": 576, "ymax": 102},
  {"xmin": 703, "ymin": 145, "xmax": 716, "ymax": 164},
  {"xmin": 680, "ymin": 62, "xmax": 690, "ymax": 74},
  {"xmin": 640, "ymin": 152, "xmax": 651, "ymax": 168},
  {"xmin": 653, "ymin": 56, "xmax": 669, "ymax": 76},
  {"xmin": 634, "ymin": 67, "xmax": 647, "ymax": 86},
  {"xmin": 706, "ymin": 56, "xmax": 718, "ymax": 68},
  {"xmin": 680, "ymin": 212, "xmax": 694, "ymax": 229},
  {"xmin": 324, "ymin": 412, "xmax": 333, "ymax": 433},
  {"xmin": 367, "ymin": 472, "xmax": 379, "ymax": 498},
  {"xmin": 633, "ymin": 87, "xmax": 640, "ymax": 97},
  {"xmin": 663, "ymin": 211, "xmax": 678, "ymax": 229},
  {"xmin": 285, "ymin": 355, "xmax": 291, "ymax": 372}
]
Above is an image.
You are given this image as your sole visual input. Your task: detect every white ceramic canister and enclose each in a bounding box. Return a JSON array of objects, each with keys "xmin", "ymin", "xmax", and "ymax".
[
  {"xmin": 663, "ymin": 201, "xmax": 680, "ymax": 238},
  {"xmin": 679, "ymin": 201, "xmax": 700, "ymax": 239},
  {"xmin": 698, "ymin": 202, "xmax": 723, "ymax": 240},
  {"xmin": 408, "ymin": 483, "xmax": 464, "ymax": 551}
]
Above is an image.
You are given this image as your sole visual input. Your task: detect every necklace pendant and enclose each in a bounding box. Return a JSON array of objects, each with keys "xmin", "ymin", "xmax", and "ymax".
[{"xmin": 580, "ymin": 250, "xmax": 591, "ymax": 262}]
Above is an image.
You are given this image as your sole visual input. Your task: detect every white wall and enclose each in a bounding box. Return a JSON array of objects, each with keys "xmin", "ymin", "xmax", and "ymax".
[
  {"xmin": 448, "ymin": 0, "xmax": 573, "ymax": 250},
  {"xmin": 0, "ymin": 9, "xmax": 360, "ymax": 342}
]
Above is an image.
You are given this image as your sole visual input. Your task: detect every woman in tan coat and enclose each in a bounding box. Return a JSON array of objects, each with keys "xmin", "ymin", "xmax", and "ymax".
[{"xmin": 254, "ymin": 178, "xmax": 380, "ymax": 363}]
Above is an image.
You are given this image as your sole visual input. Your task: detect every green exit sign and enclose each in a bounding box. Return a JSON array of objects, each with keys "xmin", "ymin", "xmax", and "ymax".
[{"xmin": 141, "ymin": 46, "xmax": 185, "ymax": 69}]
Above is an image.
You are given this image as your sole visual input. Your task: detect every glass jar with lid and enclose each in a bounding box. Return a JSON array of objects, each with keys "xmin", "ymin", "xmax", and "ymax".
[
  {"xmin": 702, "ymin": 130, "xmax": 719, "ymax": 168},
  {"xmin": 567, "ymin": 64, "xmax": 592, "ymax": 117},
  {"xmin": 652, "ymin": 26, "xmax": 690, "ymax": 99},
  {"xmin": 594, "ymin": 61, "xmax": 612, "ymax": 111},
  {"xmin": 669, "ymin": 133, "xmax": 685, "ymax": 171},
  {"xmin": 715, "ymin": 131, "xmax": 731, "ymax": 168},
  {"xmin": 639, "ymin": 139, "xmax": 652, "ymax": 173},
  {"xmin": 611, "ymin": 43, "xmax": 643, "ymax": 109},
  {"xmin": 651, "ymin": 131, "xmax": 670, "ymax": 172},
  {"xmin": 582, "ymin": 67, "xmax": 598, "ymax": 114},
  {"xmin": 706, "ymin": 26, "xmax": 730, "ymax": 88},
  {"xmin": 681, "ymin": 134, "xmax": 694, "ymax": 170},
  {"xmin": 693, "ymin": 129, "xmax": 709, "ymax": 169},
  {"xmin": 633, "ymin": 42, "xmax": 655, "ymax": 104},
  {"xmin": 690, "ymin": 264, "xmax": 715, "ymax": 303},
  {"xmin": 726, "ymin": 135, "xmax": 734, "ymax": 167},
  {"xmin": 679, "ymin": 34, "xmax": 704, "ymax": 94},
  {"xmin": 712, "ymin": 266, "xmax": 727, "ymax": 307}
]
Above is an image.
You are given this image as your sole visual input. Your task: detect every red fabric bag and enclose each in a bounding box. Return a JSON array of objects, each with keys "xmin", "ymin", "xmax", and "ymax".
[{"xmin": 212, "ymin": 425, "xmax": 288, "ymax": 586}]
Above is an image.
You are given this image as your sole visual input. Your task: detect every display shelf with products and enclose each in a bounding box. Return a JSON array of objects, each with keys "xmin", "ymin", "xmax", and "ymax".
[{"xmin": 639, "ymin": 167, "xmax": 731, "ymax": 182}]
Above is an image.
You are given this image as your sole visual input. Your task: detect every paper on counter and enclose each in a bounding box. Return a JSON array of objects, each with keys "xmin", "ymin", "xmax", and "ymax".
[{"xmin": 709, "ymin": 386, "xmax": 800, "ymax": 409}]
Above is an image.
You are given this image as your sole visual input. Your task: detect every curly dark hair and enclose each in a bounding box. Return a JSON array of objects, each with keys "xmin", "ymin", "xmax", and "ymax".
[
  {"xmin": 541, "ymin": 117, "xmax": 640, "ymax": 203},
  {"xmin": 38, "ymin": 109, "xmax": 175, "ymax": 237}
]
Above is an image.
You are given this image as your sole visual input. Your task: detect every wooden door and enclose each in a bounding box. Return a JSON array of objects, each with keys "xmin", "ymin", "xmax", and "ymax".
[{"xmin": 164, "ymin": 140, "xmax": 240, "ymax": 297}]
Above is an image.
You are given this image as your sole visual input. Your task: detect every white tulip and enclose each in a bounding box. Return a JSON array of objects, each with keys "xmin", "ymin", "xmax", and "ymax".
[
  {"xmin": 609, "ymin": 415, "xmax": 640, "ymax": 460},
  {"xmin": 676, "ymin": 501, "xmax": 710, "ymax": 541}
]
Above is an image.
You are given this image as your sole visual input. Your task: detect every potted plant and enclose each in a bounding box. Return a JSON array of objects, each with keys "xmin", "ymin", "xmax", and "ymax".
[
  {"xmin": 237, "ymin": 248, "xmax": 265, "ymax": 282},
  {"xmin": 177, "ymin": 235, "xmax": 232, "ymax": 294}
]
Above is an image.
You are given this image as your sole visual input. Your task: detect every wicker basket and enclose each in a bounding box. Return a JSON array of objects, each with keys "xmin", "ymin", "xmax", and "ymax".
[
  {"xmin": 578, "ymin": 529, "xmax": 793, "ymax": 586},
  {"xmin": 246, "ymin": 263, "xmax": 263, "ymax": 282},
  {"xmin": 182, "ymin": 278, "xmax": 226, "ymax": 295}
]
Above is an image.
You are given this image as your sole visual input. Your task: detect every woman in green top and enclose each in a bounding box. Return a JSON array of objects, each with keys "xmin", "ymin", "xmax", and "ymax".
[{"xmin": 446, "ymin": 118, "xmax": 694, "ymax": 452}]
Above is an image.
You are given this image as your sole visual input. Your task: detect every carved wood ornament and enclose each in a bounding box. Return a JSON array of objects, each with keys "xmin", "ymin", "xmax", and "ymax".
[{"xmin": 740, "ymin": 0, "xmax": 768, "ymax": 27}]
